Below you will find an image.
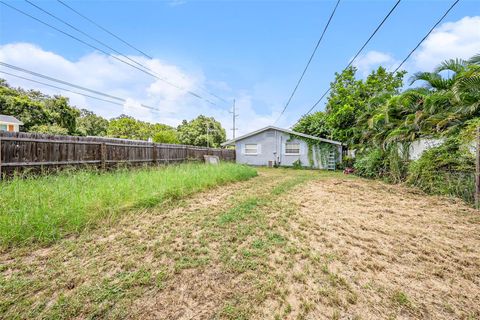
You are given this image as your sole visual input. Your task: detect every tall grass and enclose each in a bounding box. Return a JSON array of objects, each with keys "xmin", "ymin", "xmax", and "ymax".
[{"xmin": 0, "ymin": 163, "xmax": 257, "ymax": 247}]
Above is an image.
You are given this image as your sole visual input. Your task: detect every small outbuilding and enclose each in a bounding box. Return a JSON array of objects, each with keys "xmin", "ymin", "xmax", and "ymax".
[
  {"xmin": 221, "ymin": 126, "xmax": 343, "ymax": 169},
  {"xmin": 0, "ymin": 115, "xmax": 23, "ymax": 132}
]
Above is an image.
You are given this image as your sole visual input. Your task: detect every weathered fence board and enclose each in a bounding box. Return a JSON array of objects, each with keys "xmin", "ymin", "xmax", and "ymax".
[{"xmin": 0, "ymin": 132, "xmax": 235, "ymax": 177}]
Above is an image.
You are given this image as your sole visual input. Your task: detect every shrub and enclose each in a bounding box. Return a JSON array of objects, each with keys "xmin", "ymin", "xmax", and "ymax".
[
  {"xmin": 354, "ymin": 144, "xmax": 409, "ymax": 182},
  {"xmin": 292, "ymin": 159, "xmax": 303, "ymax": 169},
  {"xmin": 407, "ymin": 138, "xmax": 475, "ymax": 204},
  {"xmin": 338, "ymin": 155, "xmax": 355, "ymax": 170},
  {"xmin": 354, "ymin": 148, "xmax": 388, "ymax": 179}
]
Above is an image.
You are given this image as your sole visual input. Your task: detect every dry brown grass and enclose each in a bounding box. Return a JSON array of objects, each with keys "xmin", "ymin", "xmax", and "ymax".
[{"xmin": 1, "ymin": 168, "xmax": 479, "ymax": 319}]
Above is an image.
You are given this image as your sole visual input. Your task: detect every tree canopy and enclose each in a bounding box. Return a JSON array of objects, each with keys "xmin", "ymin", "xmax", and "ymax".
[
  {"xmin": 294, "ymin": 57, "xmax": 479, "ymax": 150},
  {"xmin": 293, "ymin": 53, "xmax": 480, "ymax": 202},
  {"xmin": 177, "ymin": 115, "xmax": 226, "ymax": 148},
  {"xmin": 0, "ymin": 80, "xmax": 226, "ymax": 148}
]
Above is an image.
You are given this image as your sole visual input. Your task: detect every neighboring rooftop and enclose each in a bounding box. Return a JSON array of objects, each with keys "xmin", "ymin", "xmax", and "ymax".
[
  {"xmin": 0, "ymin": 115, "xmax": 23, "ymax": 125},
  {"xmin": 221, "ymin": 125, "xmax": 343, "ymax": 146}
]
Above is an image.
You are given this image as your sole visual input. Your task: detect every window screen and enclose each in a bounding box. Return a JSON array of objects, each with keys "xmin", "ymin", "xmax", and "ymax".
[
  {"xmin": 244, "ymin": 144, "xmax": 258, "ymax": 154},
  {"xmin": 0, "ymin": 124, "xmax": 7, "ymax": 131},
  {"xmin": 285, "ymin": 142, "xmax": 300, "ymax": 154}
]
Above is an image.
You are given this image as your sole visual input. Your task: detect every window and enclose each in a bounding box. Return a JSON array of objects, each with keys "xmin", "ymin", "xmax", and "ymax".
[
  {"xmin": 285, "ymin": 142, "xmax": 300, "ymax": 154},
  {"xmin": 244, "ymin": 144, "xmax": 258, "ymax": 155},
  {"xmin": 0, "ymin": 124, "xmax": 7, "ymax": 131}
]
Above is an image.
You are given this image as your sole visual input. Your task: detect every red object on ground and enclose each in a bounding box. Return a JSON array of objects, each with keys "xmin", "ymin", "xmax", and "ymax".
[{"xmin": 343, "ymin": 167, "xmax": 355, "ymax": 175}]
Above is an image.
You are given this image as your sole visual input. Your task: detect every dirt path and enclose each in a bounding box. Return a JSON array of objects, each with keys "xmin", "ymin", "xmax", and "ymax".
[{"xmin": 1, "ymin": 169, "xmax": 479, "ymax": 319}]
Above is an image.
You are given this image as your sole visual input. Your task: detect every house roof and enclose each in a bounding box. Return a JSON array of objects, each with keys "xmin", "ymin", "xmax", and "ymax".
[
  {"xmin": 0, "ymin": 115, "xmax": 23, "ymax": 125},
  {"xmin": 221, "ymin": 126, "xmax": 343, "ymax": 147}
]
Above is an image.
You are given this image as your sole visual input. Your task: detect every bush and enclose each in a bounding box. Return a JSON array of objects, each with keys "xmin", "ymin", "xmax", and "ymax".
[
  {"xmin": 292, "ymin": 159, "xmax": 303, "ymax": 169},
  {"xmin": 354, "ymin": 144, "xmax": 409, "ymax": 182},
  {"xmin": 29, "ymin": 124, "xmax": 69, "ymax": 135},
  {"xmin": 338, "ymin": 155, "xmax": 355, "ymax": 170},
  {"xmin": 407, "ymin": 138, "xmax": 475, "ymax": 204},
  {"xmin": 354, "ymin": 148, "xmax": 388, "ymax": 179}
]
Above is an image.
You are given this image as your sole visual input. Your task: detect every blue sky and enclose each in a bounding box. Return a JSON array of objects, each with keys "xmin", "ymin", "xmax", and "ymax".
[{"xmin": 1, "ymin": 0, "xmax": 479, "ymax": 137}]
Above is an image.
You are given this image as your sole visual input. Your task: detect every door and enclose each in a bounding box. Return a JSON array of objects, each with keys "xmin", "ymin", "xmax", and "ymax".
[{"xmin": 7, "ymin": 124, "xmax": 14, "ymax": 132}]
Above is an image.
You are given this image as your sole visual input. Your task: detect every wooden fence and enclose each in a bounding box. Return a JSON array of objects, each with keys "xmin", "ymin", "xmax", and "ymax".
[{"xmin": 0, "ymin": 131, "xmax": 235, "ymax": 177}]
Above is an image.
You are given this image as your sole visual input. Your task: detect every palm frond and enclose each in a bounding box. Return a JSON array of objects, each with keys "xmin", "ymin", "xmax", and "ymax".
[
  {"xmin": 468, "ymin": 53, "xmax": 480, "ymax": 65},
  {"xmin": 409, "ymin": 72, "xmax": 454, "ymax": 90},
  {"xmin": 434, "ymin": 58, "xmax": 467, "ymax": 74}
]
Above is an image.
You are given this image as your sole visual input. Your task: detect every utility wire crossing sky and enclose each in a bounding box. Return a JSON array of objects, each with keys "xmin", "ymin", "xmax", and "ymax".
[{"xmin": 0, "ymin": 0, "xmax": 478, "ymax": 137}]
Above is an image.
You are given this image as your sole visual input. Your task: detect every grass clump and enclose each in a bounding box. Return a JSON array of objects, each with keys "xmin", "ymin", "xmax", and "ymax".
[
  {"xmin": 0, "ymin": 163, "xmax": 257, "ymax": 247},
  {"xmin": 391, "ymin": 290, "xmax": 411, "ymax": 307}
]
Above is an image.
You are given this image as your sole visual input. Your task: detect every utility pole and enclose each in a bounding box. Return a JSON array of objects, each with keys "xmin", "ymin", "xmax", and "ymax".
[
  {"xmin": 206, "ymin": 122, "xmax": 210, "ymax": 149},
  {"xmin": 229, "ymin": 99, "xmax": 239, "ymax": 139}
]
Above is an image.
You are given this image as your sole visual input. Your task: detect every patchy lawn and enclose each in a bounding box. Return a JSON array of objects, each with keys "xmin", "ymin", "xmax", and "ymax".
[{"xmin": 1, "ymin": 168, "xmax": 479, "ymax": 319}]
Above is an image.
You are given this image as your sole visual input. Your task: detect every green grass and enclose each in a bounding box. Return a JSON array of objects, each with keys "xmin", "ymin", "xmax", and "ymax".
[{"xmin": 0, "ymin": 163, "xmax": 257, "ymax": 247}]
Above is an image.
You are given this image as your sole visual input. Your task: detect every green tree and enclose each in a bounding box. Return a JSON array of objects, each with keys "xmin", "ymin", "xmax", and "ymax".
[
  {"xmin": 293, "ymin": 111, "xmax": 331, "ymax": 138},
  {"xmin": 30, "ymin": 124, "xmax": 69, "ymax": 135},
  {"xmin": 0, "ymin": 85, "xmax": 49, "ymax": 131},
  {"xmin": 0, "ymin": 80, "xmax": 81, "ymax": 134},
  {"xmin": 43, "ymin": 96, "xmax": 79, "ymax": 135},
  {"xmin": 324, "ymin": 66, "xmax": 405, "ymax": 145},
  {"xmin": 153, "ymin": 130, "xmax": 179, "ymax": 144},
  {"xmin": 107, "ymin": 114, "xmax": 175, "ymax": 141},
  {"xmin": 107, "ymin": 115, "xmax": 143, "ymax": 139},
  {"xmin": 177, "ymin": 115, "xmax": 226, "ymax": 147},
  {"xmin": 77, "ymin": 109, "xmax": 109, "ymax": 136}
]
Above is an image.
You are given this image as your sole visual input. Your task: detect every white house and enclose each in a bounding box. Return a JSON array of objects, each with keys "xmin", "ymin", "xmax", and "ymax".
[
  {"xmin": 221, "ymin": 126, "xmax": 343, "ymax": 169},
  {"xmin": 0, "ymin": 115, "xmax": 23, "ymax": 132}
]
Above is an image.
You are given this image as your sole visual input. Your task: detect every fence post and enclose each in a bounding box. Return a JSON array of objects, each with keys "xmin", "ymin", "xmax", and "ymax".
[
  {"xmin": 152, "ymin": 144, "xmax": 157, "ymax": 165},
  {"xmin": 476, "ymin": 127, "xmax": 480, "ymax": 210},
  {"xmin": 101, "ymin": 142, "xmax": 107, "ymax": 170}
]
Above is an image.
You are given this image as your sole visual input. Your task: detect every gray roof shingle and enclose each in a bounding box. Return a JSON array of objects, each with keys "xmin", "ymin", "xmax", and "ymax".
[
  {"xmin": 221, "ymin": 125, "xmax": 343, "ymax": 146},
  {"xmin": 0, "ymin": 115, "xmax": 23, "ymax": 125}
]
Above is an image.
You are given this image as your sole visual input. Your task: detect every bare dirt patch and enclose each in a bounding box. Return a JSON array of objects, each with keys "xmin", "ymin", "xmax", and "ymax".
[
  {"xmin": 261, "ymin": 177, "xmax": 480, "ymax": 319},
  {"xmin": 1, "ymin": 169, "xmax": 479, "ymax": 319}
]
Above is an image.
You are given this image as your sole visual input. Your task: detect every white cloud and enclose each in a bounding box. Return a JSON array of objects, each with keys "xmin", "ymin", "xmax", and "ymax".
[
  {"xmin": 353, "ymin": 51, "xmax": 398, "ymax": 76},
  {"xmin": 353, "ymin": 16, "xmax": 480, "ymax": 76},
  {"xmin": 0, "ymin": 42, "xmax": 280, "ymax": 138},
  {"xmin": 412, "ymin": 16, "xmax": 480, "ymax": 71}
]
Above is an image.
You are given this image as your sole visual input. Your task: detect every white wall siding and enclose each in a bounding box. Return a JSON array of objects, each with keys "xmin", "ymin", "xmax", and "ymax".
[
  {"xmin": 408, "ymin": 138, "xmax": 444, "ymax": 160},
  {"xmin": 234, "ymin": 128, "xmax": 341, "ymax": 168}
]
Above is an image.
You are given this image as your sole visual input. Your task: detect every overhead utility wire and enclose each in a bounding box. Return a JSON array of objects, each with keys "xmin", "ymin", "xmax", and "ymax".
[
  {"xmin": 392, "ymin": 0, "xmax": 461, "ymax": 72},
  {"xmin": 0, "ymin": 1, "xmax": 217, "ymax": 106},
  {"xmin": 0, "ymin": 70, "xmax": 124, "ymax": 106},
  {"xmin": 56, "ymin": 0, "xmax": 228, "ymax": 104},
  {"xmin": 273, "ymin": 0, "xmax": 341, "ymax": 124},
  {"xmin": 56, "ymin": 0, "xmax": 153, "ymax": 59},
  {"xmin": 0, "ymin": 62, "xmax": 163, "ymax": 112},
  {"xmin": 24, "ymin": 0, "xmax": 161, "ymax": 75},
  {"xmin": 303, "ymin": 0, "xmax": 402, "ymax": 116}
]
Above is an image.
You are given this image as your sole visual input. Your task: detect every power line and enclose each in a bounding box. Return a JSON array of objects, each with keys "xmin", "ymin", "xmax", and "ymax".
[
  {"xmin": 274, "ymin": 0, "xmax": 341, "ymax": 125},
  {"xmin": 56, "ymin": 0, "xmax": 153, "ymax": 60},
  {"xmin": 24, "ymin": 0, "xmax": 159, "ymax": 74},
  {"xmin": 0, "ymin": 0, "xmax": 218, "ymax": 106},
  {"xmin": 1, "ymin": 62, "xmax": 122, "ymax": 101},
  {"xmin": 303, "ymin": 0, "xmax": 402, "ymax": 116},
  {"xmin": 392, "ymin": 0, "xmax": 461, "ymax": 73},
  {"xmin": 0, "ymin": 70, "xmax": 124, "ymax": 106},
  {"xmin": 56, "ymin": 0, "xmax": 229, "ymax": 104},
  {"xmin": 0, "ymin": 62, "xmax": 163, "ymax": 112}
]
